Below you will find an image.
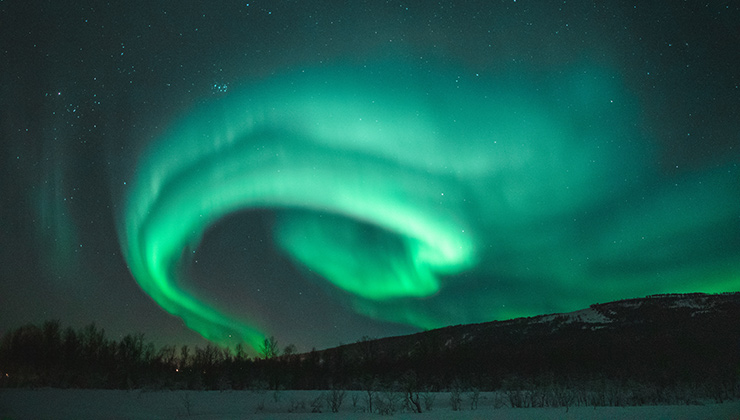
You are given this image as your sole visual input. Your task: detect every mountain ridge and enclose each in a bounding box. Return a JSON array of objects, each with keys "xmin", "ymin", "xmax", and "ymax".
[
  {"xmin": 302, "ymin": 291, "xmax": 740, "ymax": 392},
  {"xmin": 325, "ymin": 291, "xmax": 740, "ymax": 352}
]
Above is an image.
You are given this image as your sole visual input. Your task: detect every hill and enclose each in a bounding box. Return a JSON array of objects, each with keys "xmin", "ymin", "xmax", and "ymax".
[
  {"xmin": 308, "ymin": 292, "xmax": 740, "ymax": 394},
  {"xmin": 2, "ymin": 292, "xmax": 739, "ymax": 406}
]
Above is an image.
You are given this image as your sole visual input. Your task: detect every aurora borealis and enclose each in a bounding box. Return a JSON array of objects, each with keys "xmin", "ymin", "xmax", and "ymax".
[{"xmin": 2, "ymin": 1, "xmax": 739, "ymax": 353}]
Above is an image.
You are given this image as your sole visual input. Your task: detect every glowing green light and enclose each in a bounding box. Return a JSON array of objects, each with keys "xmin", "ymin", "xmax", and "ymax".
[{"xmin": 119, "ymin": 60, "xmax": 740, "ymax": 350}]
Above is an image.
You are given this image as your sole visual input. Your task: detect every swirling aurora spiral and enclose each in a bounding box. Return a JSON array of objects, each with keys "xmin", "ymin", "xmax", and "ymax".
[
  {"xmin": 121, "ymin": 63, "xmax": 491, "ymax": 349},
  {"xmin": 119, "ymin": 62, "xmax": 740, "ymax": 350}
]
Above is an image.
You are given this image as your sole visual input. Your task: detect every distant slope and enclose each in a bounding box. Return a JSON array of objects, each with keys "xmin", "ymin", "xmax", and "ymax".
[
  {"xmin": 2, "ymin": 292, "xmax": 738, "ymax": 399},
  {"xmin": 312, "ymin": 292, "xmax": 740, "ymax": 388}
]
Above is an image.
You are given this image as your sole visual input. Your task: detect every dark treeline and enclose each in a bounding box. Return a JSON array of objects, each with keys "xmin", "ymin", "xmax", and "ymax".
[
  {"xmin": 2, "ymin": 293, "xmax": 739, "ymax": 406},
  {"xmin": 0, "ymin": 320, "xmax": 280, "ymax": 390}
]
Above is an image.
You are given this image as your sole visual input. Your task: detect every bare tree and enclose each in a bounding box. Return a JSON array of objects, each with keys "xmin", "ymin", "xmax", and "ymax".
[
  {"xmin": 327, "ymin": 388, "xmax": 346, "ymax": 413},
  {"xmin": 158, "ymin": 345, "xmax": 177, "ymax": 368},
  {"xmin": 259, "ymin": 336, "xmax": 280, "ymax": 359},
  {"xmin": 401, "ymin": 370, "xmax": 422, "ymax": 413},
  {"xmin": 179, "ymin": 345, "xmax": 190, "ymax": 369},
  {"xmin": 361, "ymin": 375, "xmax": 378, "ymax": 413},
  {"xmin": 283, "ymin": 344, "xmax": 297, "ymax": 357},
  {"xmin": 234, "ymin": 343, "xmax": 248, "ymax": 362}
]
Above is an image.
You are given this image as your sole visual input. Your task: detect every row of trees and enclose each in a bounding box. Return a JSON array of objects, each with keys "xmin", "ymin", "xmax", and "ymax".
[
  {"xmin": 0, "ymin": 320, "xmax": 371, "ymax": 391},
  {"xmin": 0, "ymin": 320, "xmax": 272, "ymax": 389},
  {"xmin": 2, "ymin": 301, "xmax": 740, "ymax": 406}
]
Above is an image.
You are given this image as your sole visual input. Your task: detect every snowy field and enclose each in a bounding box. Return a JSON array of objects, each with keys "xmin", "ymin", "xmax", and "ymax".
[{"xmin": 1, "ymin": 389, "xmax": 739, "ymax": 420}]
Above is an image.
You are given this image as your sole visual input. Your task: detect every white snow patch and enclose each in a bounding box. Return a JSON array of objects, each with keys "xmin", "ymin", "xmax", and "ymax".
[
  {"xmin": 537, "ymin": 307, "xmax": 611, "ymax": 325},
  {"xmin": 0, "ymin": 389, "xmax": 738, "ymax": 420},
  {"xmin": 566, "ymin": 307, "xmax": 612, "ymax": 324},
  {"xmin": 669, "ymin": 296, "xmax": 711, "ymax": 310}
]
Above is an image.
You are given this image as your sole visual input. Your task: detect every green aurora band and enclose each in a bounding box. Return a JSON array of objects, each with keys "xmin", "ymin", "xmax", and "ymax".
[{"xmin": 120, "ymin": 61, "xmax": 740, "ymax": 350}]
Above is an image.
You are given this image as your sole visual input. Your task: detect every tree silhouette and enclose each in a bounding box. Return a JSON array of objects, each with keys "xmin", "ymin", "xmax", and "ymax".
[
  {"xmin": 283, "ymin": 344, "xmax": 297, "ymax": 357},
  {"xmin": 259, "ymin": 336, "xmax": 280, "ymax": 359}
]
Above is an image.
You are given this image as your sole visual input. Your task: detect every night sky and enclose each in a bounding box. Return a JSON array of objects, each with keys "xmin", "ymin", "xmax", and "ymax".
[{"xmin": 2, "ymin": 1, "xmax": 739, "ymax": 354}]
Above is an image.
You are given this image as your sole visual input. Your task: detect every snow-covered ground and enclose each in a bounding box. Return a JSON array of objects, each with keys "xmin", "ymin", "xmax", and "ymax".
[{"xmin": 1, "ymin": 389, "xmax": 738, "ymax": 420}]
